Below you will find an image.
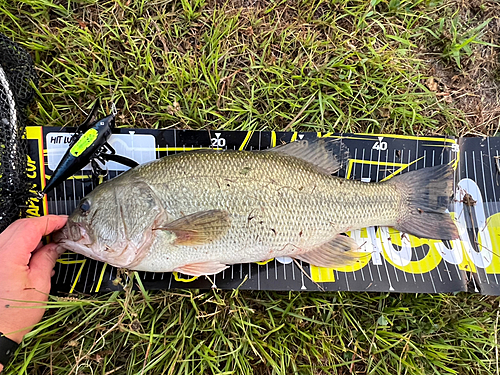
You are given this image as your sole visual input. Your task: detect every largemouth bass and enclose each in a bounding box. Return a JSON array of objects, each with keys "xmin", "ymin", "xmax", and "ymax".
[{"xmin": 55, "ymin": 139, "xmax": 458, "ymax": 276}]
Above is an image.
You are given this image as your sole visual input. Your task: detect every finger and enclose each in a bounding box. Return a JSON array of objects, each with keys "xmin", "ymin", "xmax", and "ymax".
[
  {"xmin": 23, "ymin": 241, "xmax": 45, "ymax": 264},
  {"xmin": 0, "ymin": 215, "xmax": 68, "ymax": 262},
  {"xmin": 0, "ymin": 215, "xmax": 68, "ymax": 249},
  {"xmin": 29, "ymin": 243, "xmax": 61, "ymax": 291},
  {"xmin": 34, "ymin": 241, "xmax": 44, "ymax": 252}
]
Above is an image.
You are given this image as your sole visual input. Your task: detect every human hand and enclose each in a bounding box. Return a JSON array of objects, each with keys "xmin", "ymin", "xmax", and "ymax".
[{"xmin": 0, "ymin": 215, "xmax": 67, "ymax": 346}]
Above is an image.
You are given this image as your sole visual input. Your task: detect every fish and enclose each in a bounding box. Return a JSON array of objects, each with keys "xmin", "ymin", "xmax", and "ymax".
[{"xmin": 54, "ymin": 138, "xmax": 459, "ymax": 276}]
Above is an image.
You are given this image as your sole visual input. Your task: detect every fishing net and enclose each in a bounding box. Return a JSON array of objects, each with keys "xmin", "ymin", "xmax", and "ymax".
[{"xmin": 0, "ymin": 33, "xmax": 38, "ymax": 232}]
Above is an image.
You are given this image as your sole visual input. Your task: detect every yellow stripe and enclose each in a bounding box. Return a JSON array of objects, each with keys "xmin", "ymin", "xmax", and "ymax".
[
  {"xmin": 346, "ymin": 160, "xmax": 354, "ymax": 179},
  {"xmin": 451, "ymin": 145, "xmax": 460, "ymax": 171},
  {"xmin": 452, "ymin": 154, "xmax": 459, "ymax": 170},
  {"xmin": 239, "ymin": 131, "xmax": 254, "ymax": 151},
  {"xmin": 346, "ymin": 159, "xmax": 411, "ymax": 179},
  {"xmin": 155, "ymin": 147, "xmax": 206, "ymax": 152},
  {"xmin": 155, "ymin": 147, "xmax": 224, "ymax": 152},
  {"xmin": 327, "ymin": 134, "xmax": 456, "ymax": 144},
  {"xmin": 173, "ymin": 272, "xmax": 198, "ymax": 283},
  {"xmin": 379, "ymin": 157, "xmax": 424, "ymax": 182},
  {"xmin": 25, "ymin": 126, "xmax": 42, "ymax": 139},
  {"xmin": 57, "ymin": 259, "xmax": 87, "ymax": 264},
  {"xmin": 66, "ymin": 175, "xmax": 92, "ymax": 180},
  {"xmin": 422, "ymin": 143, "xmax": 452, "ymax": 148},
  {"xmin": 346, "ymin": 156, "xmax": 457, "ymax": 182},
  {"xmin": 156, "ymin": 134, "xmax": 457, "ymax": 153},
  {"xmin": 348, "ymin": 160, "xmax": 408, "ymax": 167},
  {"xmin": 380, "ymin": 157, "xmax": 459, "ymax": 181},
  {"xmin": 69, "ymin": 260, "xmax": 86, "ymax": 294},
  {"xmin": 39, "ymin": 173, "xmax": 103, "ymax": 181},
  {"xmin": 379, "ymin": 164, "xmax": 411, "ymax": 182},
  {"xmin": 310, "ymin": 266, "xmax": 335, "ymax": 282},
  {"xmin": 36, "ymin": 128, "xmax": 48, "ymax": 215},
  {"xmin": 364, "ymin": 133, "xmax": 456, "ymax": 143},
  {"xmin": 328, "ymin": 133, "xmax": 456, "ymax": 144},
  {"xmin": 94, "ymin": 263, "xmax": 107, "ymax": 293},
  {"xmin": 326, "ymin": 135, "xmax": 380, "ymax": 141},
  {"xmin": 256, "ymin": 258, "xmax": 274, "ymax": 265}
]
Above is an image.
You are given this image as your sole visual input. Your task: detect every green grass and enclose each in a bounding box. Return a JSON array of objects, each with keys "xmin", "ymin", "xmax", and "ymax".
[
  {"xmin": 5, "ymin": 286, "xmax": 500, "ymax": 375},
  {"xmin": 2, "ymin": 0, "xmax": 486, "ymax": 134},
  {"xmin": 1, "ymin": 0, "xmax": 500, "ymax": 374}
]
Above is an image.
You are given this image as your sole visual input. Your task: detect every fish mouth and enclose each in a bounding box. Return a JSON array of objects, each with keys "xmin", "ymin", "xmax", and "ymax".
[
  {"xmin": 54, "ymin": 220, "xmax": 142, "ymax": 267},
  {"xmin": 53, "ymin": 221, "xmax": 96, "ymax": 257},
  {"xmin": 54, "ymin": 217, "xmax": 154, "ymax": 269},
  {"xmin": 52, "ymin": 226, "xmax": 68, "ymax": 243},
  {"xmin": 54, "ymin": 220, "xmax": 90, "ymax": 242}
]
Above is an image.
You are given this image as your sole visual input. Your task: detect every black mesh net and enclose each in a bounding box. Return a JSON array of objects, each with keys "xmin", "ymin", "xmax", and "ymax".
[{"xmin": 0, "ymin": 33, "xmax": 38, "ymax": 232}]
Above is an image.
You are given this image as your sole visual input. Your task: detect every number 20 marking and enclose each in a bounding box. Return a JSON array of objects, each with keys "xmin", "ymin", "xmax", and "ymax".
[{"xmin": 211, "ymin": 137, "xmax": 226, "ymax": 147}]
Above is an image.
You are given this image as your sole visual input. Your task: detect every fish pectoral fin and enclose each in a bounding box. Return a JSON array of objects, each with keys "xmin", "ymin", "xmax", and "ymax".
[
  {"xmin": 155, "ymin": 210, "xmax": 231, "ymax": 246},
  {"xmin": 267, "ymin": 138, "xmax": 349, "ymax": 175},
  {"xmin": 293, "ymin": 234, "xmax": 361, "ymax": 268},
  {"xmin": 174, "ymin": 261, "xmax": 229, "ymax": 276}
]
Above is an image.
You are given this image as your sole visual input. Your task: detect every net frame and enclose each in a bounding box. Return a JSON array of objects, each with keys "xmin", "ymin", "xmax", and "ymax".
[{"xmin": 0, "ymin": 33, "xmax": 38, "ymax": 232}]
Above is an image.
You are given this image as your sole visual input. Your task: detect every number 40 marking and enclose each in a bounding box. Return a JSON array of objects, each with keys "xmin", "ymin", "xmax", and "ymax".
[{"xmin": 372, "ymin": 137, "xmax": 387, "ymax": 151}]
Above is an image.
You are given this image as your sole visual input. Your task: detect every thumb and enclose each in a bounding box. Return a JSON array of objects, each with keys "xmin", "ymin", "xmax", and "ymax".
[{"xmin": 29, "ymin": 243, "xmax": 61, "ymax": 291}]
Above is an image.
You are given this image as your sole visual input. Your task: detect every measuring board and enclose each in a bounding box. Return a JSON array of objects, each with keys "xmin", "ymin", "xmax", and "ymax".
[{"xmin": 24, "ymin": 127, "xmax": 500, "ymax": 295}]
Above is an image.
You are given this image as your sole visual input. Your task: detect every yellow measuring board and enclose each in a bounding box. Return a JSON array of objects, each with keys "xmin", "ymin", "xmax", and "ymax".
[{"xmin": 27, "ymin": 127, "xmax": 499, "ymax": 294}]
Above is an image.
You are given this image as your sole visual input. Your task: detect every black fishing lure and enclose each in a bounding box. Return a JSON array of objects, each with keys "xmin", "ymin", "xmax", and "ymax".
[{"xmin": 41, "ymin": 100, "xmax": 139, "ymax": 196}]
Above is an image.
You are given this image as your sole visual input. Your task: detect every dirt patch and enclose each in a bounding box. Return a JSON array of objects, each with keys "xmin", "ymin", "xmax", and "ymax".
[{"xmin": 425, "ymin": 0, "xmax": 500, "ymax": 136}]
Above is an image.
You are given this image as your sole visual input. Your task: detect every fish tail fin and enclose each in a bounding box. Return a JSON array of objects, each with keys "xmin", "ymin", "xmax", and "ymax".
[{"xmin": 388, "ymin": 164, "xmax": 459, "ymax": 240}]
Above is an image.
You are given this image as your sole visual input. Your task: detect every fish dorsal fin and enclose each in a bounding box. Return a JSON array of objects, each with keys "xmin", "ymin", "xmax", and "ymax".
[
  {"xmin": 292, "ymin": 234, "xmax": 361, "ymax": 268},
  {"xmin": 268, "ymin": 138, "xmax": 349, "ymax": 174},
  {"xmin": 155, "ymin": 210, "xmax": 231, "ymax": 246}
]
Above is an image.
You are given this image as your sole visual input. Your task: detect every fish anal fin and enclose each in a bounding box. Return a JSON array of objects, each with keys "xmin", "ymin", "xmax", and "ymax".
[
  {"xmin": 155, "ymin": 210, "xmax": 231, "ymax": 246},
  {"xmin": 268, "ymin": 138, "xmax": 349, "ymax": 175},
  {"xmin": 293, "ymin": 234, "xmax": 360, "ymax": 268},
  {"xmin": 174, "ymin": 261, "xmax": 229, "ymax": 276}
]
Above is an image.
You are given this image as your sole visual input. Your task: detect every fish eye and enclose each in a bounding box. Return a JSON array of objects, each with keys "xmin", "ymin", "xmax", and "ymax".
[{"xmin": 79, "ymin": 199, "xmax": 91, "ymax": 215}]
